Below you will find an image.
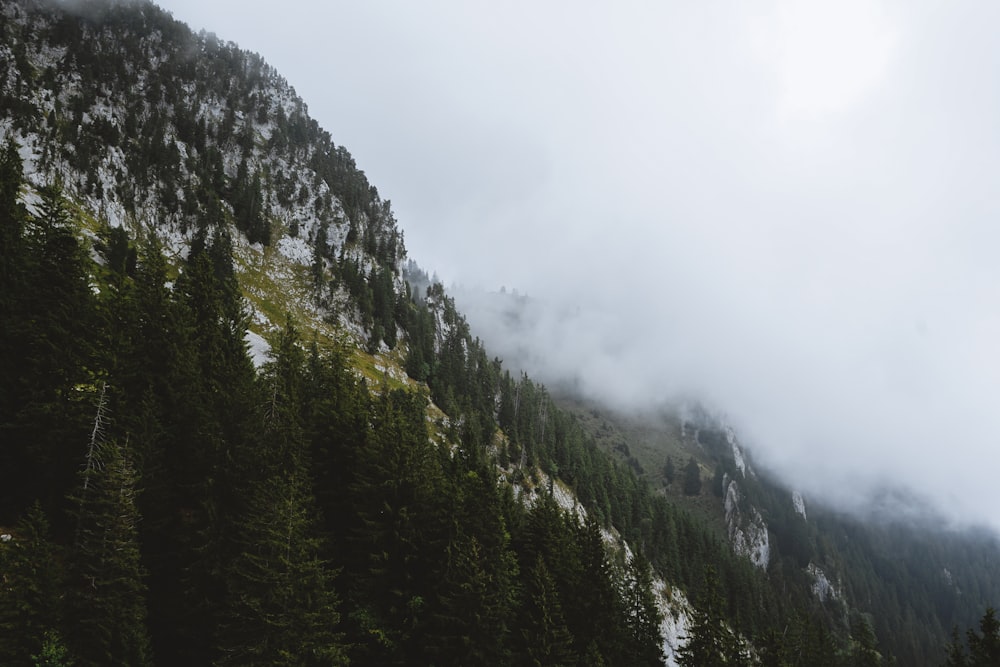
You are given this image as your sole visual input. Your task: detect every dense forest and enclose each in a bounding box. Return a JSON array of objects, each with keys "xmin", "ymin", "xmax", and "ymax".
[{"xmin": 2, "ymin": 0, "xmax": 1000, "ymax": 664}]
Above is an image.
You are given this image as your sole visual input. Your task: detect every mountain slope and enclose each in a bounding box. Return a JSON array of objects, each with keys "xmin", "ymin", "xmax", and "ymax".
[{"xmin": 1, "ymin": 1, "xmax": 998, "ymax": 665}]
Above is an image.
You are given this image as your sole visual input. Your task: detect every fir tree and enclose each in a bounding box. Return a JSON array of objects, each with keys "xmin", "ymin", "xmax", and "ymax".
[
  {"xmin": 216, "ymin": 315, "xmax": 347, "ymax": 665},
  {"xmin": 683, "ymin": 456, "xmax": 702, "ymax": 496},
  {"xmin": 520, "ymin": 556, "xmax": 577, "ymax": 667},
  {"xmin": 967, "ymin": 607, "xmax": 1000, "ymax": 667},
  {"xmin": 65, "ymin": 437, "xmax": 151, "ymax": 667},
  {"xmin": 0, "ymin": 503, "xmax": 64, "ymax": 666},
  {"xmin": 622, "ymin": 553, "xmax": 665, "ymax": 666},
  {"xmin": 678, "ymin": 566, "xmax": 749, "ymax": 667}
]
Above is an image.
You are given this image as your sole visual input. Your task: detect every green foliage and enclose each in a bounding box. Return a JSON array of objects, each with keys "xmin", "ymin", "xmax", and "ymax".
[
  {"xmin": 65, "ymin": 437, "xmax": 151, "ymax": 667},
  {"xmin": 946, "ymin": 607, "xmax": 1000, "ymax": 667},
  {"xmin": 32, "ymin": 630, "xmax": 74, "ymax": 667},
  {"xmin": 0, "ymin": 504, "xmax": 64, "ymax": 666},
  {"xmin": 683, "ymin": 456, "xmax": 702, "ymax": 496},
  {"xmin": 678, "ymin": 566, "xmax": 751, "ymax": 667}
]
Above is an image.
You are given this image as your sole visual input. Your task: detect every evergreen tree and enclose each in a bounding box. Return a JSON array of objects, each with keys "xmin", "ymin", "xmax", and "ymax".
[
  {"xmin": 519, "ymin": 556, "xmax": 577, "ymax": 667},
  {"xmin": 65, "ymin": 438, "xmax": 151, "ymax": 667},
  {"xmin": 622, "ymin": 553, "xmax": 665, "ymax": 666},
  {"xmin": 850, "ymin": 613, "xmax": 883, "ymax": 666},
  {"xmin": 967, "ymin": 607, "xmax": 1000, "ymax": 667},
  {"xmin": 3, "ymin": 180, "xmax": 95, "ymax": 523},
  {"xmin": 32, "ymin": 630, "xmax": 74, "ymax": 667},
  {"xmin": 943, "ymin": 627, "xmax": 968, "ymax": 667},
  {"xmin": 0, "ymin": 503, "xmax": 64, "ymax": 666},
  {"xmin": 0, "ymin": 140, "xmax": 28, "ymax": 423},
  {"xmin": 426, "ymin": 455, "xmax": 518, "ymax": 666},
  {"xmin": 217, "ymin": 468, "xmax": 346, "ymax": 666},
  {"xmin": 677, "ymin": 566, "xmax": 749, "ymax": 667},
  {"xmin": 217, "ymin": 316, "xmax": 347, "ymax": 666},
  {"xmin": 683, "ymin": 456, "xmax": 702, "ymax": 496},
  {"xmin": 344, "ymin": 388, "xmax": 448, "ymax": 664}
]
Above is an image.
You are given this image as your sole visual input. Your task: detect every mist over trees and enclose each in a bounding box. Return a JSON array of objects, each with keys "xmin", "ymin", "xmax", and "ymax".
[{"xmin": 1, "ymin": 1, "xmax": 999, "ymax": 665}]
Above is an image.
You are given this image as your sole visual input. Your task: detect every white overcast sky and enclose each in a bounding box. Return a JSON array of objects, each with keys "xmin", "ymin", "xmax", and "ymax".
[{"xmin": 156, "ymin": 0, "xmax": 1000, "ymax": 530}]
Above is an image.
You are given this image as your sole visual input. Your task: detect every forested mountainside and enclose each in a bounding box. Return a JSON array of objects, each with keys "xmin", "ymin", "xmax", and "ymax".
[{"xmin": 1, "ymin": 0, "xmax": 998, "ymax": 665}]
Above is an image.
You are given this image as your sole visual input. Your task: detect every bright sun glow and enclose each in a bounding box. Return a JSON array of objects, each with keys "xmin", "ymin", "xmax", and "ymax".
[{"xmin": 757, "ymin": 0, "xmax": 896, "ymax": 118}]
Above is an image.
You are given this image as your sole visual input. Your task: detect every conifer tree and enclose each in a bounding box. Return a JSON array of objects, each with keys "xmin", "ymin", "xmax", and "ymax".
[
  {"xmin": 0, "ymin": 138, "xmax": 30, "ymax": 521},
  {"xmin": 519, "ymin": 556, "xmax": 577, "ymax": 667},
  {"xmin": 172, "ymin": 229, "xmax": 261, "ymax": 661},
  {"xmin": 217, "ymin": 316, "xmax": 347, "ymax": 666},
  {"xmin": 678, "ymin": 566, "xmax": 749, "ymax": 667},
  {"xmin": 3, "ymin": 180, "xmax": 95, "ymax": 521},
  {"xmin": 622, "ymin": 553, "xmax": 665, "ymax": 666},
  {"xmin": 0, "ymin": 503, "xmax": 64, "ymax": 666},
  {"xmin": 217, "ymin": 467, "xmax": 346, "ymax": 666},
  {"xmin": 65, "ymin": 438, "xmax": 151, "ymax": 667},
  {"xmin": 683, "ymin": 456, "xmax": 702, "ymax": 496},
  {"xmin": 967, "ymin": 607, "xmax": 1000, "ymax": 667},
  {"xmin": 344, "ymin": 388, "xmax": 448, "ymax": 664},
  {"xmin": 943, "ymin": 627, "xmax": 969, "ymax": 667},
  {"xmin": 664, "ymin": 455, "xmax": 676, "ymax": 484},
  {"xmin": 426, "ymin": 457, "xmax": 518, "ymax": 665}
]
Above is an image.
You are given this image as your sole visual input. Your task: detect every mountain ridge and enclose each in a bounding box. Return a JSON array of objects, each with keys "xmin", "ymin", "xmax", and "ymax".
[{"xmin": 2, "ymin": 1, "xmax": 999, "ymax": 664}]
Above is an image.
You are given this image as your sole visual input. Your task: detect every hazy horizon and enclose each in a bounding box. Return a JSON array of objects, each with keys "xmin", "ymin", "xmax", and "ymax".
[{"xmin": 156, "ymin": 0, "xmax": 1000, "ymax": 532}]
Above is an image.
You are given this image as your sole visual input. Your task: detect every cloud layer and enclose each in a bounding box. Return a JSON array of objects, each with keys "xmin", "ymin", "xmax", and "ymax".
[{"xmin": 160, "ymin": 0, "xmax": 1000, "ymax": 530}]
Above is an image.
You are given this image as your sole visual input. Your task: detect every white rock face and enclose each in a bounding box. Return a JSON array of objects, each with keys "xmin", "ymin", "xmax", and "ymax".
[
  {"xmin": 792, "ymin": 490, "xmax": 807, "ymax": 520},
  {"xmin": 726, "ymin": 427, "xmax": 747, "ymax": 477},
  {"xmin": 725, "ymin": 480, "xmax": 770, "ymax": 569},
  {"xmin": 245, "ymin": 330, "xmax": 271, "ymax": 368},
  {"xmin": 657, "ymin": 583, "xmax": 693, "ymax": 667},
  {"xmin": 807, "ymin": 563, "xmax": 840, "ymax": 602}
]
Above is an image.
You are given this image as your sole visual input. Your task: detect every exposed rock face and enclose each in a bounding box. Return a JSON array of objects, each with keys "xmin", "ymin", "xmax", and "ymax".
[
  {"xmin": 792, "ymin": 490, "xmax": 807, "ymax": 520},
  {"xmin": 724, "ymin": 479, "xmax": 770, "ymax": 569},
  {"xmin": 657, "ymin": 583, "xmax": 692, "ymax": 667},
  {"xmin": 807, "ymin": 563, "xmax": 840, "ymax": 602}
]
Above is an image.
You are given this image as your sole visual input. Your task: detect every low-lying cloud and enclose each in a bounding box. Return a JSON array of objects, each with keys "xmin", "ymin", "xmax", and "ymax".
[{"xmin": 162, "ymin": 0, "xmax": 1000, "ymax": 530}]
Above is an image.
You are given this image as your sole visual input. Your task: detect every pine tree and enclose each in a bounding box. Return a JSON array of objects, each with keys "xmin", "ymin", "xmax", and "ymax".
[
  {"xmin": 31, "ymin": 630, "xmax": 74, "ymax": 667},
  {"xmin": 426, "ymin": 457, "xmax": 518, "ymax": 665},
  {"xmin": 683, "ymin": 456, "xmax": 702, "ymax": 496},
  {"xmin": 217, "ymin": 468, "xmax": 347, "ymax": 666},
  {"xmin": 216, "ymin": 315, "xmax": 347, "ymax": 666},
  {"xmin": 344, "ymin": 388, "xmax": 448, "ymax": 664},
  {"xmin": 943, "ymin": 627, "xmax": 968, "ymax": 667},
  {"xmin": 3, "ymin": 180, "xmax": 95, "ymax": 522},
  {"xmin": 678, "ymin": 566, "xmax": 749, "ymax": 667},
  {"xmin": 65, "ymin": 437, "xmax": 151, "ymax": 667},
  {"xmin": 0, "ymin": 138, "xmax": 31, "ymax": 522},
  {"xmin": 519, "ymin": 556, "xmax": 577, "ymax": 667},
  {"xmin": 622, "ymin": 553, "xmax": 665, "ymax": 666},
  {"xmin": 967, "ymin": 607, "xmax": 1000, "ymax": 667},
  {"xmin": 171, "ymin": 229, "xmax": 261, "ymax": 662},
  {"xmin": 0, "ymin": 503, "xmax": 64, "ymax": 666},
  {"xmin": 850, "ymin": 613, "xmax": 883, "ymax": 666}
]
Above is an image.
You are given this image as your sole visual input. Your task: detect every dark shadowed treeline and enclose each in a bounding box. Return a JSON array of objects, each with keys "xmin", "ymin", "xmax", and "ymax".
[{"xmin": 0, "ymin": 143, "xmax": 669, "ymax": 665}]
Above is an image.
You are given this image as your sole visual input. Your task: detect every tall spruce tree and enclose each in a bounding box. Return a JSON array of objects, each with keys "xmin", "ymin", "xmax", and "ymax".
[
  {"xmin": 519, "ymin": 556, "xmax": 577, "ymax": 667},
  {"xmin": 678, "ymin": 566, "xmax": 749, "ymax": 667},
  {"xmin": 344, "ymin": 388, "xmax": 448, "ymax": 664},
  {"xmin": 65, "ymin": 436, "xmax": 151, "ymax": 667},
  {"xmin": 216, "ymin": 317, "xmax": 347, "ymax": 666},
  {"xmin": 622, "ymin": 552, "xmax": 666, "ymax": 666},
  {"xmin": 0, "ymin": 503, "xmax": 64, "ymax": 665}
]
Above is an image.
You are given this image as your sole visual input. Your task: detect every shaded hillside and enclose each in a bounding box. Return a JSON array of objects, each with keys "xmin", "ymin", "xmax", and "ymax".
[{"xmin": 552, "ymin": 390, "xmax": 1000, "ymax": 664}]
